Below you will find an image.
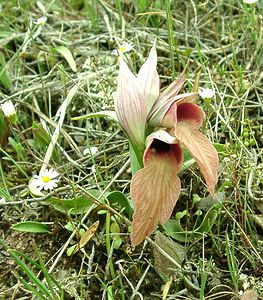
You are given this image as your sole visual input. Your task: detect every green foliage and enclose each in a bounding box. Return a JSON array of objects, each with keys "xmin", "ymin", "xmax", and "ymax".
[
  {"xmin": 11, "ymin": 221, "xmax": 50, "ymax": 233},
  {"xmin": 32, "ymin": 122, "xmax": 51, "ymax": 147},
  {"xmin": 46, "ymin": 189, "xmax": 132, "ymax": 217},
  {"xmin": 0, "ymin": 53, "xmax": 12, "ymax": 90},
  {"xmin": 164, "ymin": 193, "xmax": 223, "ymax": 242},
  {"xmin": 7, "ymin": 246, "xmax": 64, "ymax": 299},
  {"xmin": 47, "ymin": 194, "xmax": 95, "ymax": 215}
]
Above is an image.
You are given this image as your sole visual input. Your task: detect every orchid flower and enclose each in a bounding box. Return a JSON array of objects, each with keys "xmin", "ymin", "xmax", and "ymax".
[{"xmin": 115, "ymin": 40, "xmax": 219, "ymax": 246}]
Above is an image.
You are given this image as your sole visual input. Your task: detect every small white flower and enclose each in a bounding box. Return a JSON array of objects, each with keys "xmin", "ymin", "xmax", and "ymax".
[
  {"xmin": 1, "ymin": 100, "xmax": 16, "ymax": 118},
  {"xmin": 1, "ymin": 100, "xmax": 17, "ymax": 124},
  {"xmin": 199, "ymin": 88, "xmax": 215, "ymax": 100},
  {"xmin": 243, "ymin": 0, "xmax": 258, "ymax": 4},
  {"xmin": 91, "ymin": 165, "xmax": 96, "ymax": 173},
  {"xmin": 112, "ymin": 42, "xmax": 134, "ymax": 56},
  {"xmin": 242, "ymin": 280, "xmax": 250, "ymax": 290},
  {"xmin": 33, "ymin": 168, "xmax": 60, "ymax": 191},
  {"xmin": 36, "ymin": 16, "xmax": 47, "ymax": 26},
  {"xmin": 0, "ymin": 198, "xmax": 6, "ymax": 204},
  {"xmin": 83, "ymin": 146, "xmax": 99, "ymax": 156},
  {"xmin": 90, "ymin": 146, "xmax": 98, "ymax": 155}
]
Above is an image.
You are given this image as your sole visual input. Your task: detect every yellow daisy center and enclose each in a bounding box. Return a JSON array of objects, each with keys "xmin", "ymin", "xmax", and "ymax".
[
  {"xmin": 119, "ymin": 46, "xmax": 126, "ymax": 53},
  {"xmin": 42, "ymin": 175, "xmax": 51, "ymax": 183}
]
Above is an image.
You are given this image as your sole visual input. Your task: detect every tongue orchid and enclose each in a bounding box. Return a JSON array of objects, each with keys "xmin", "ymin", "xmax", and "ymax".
[{"xmin": 115, "ymin": 41, "xmax": 219, "ymax": 246}]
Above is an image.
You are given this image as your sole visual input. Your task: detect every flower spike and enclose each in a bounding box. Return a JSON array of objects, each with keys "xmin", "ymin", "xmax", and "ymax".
[{"xmin": 113, "ymin": 40, "xmax": 219, "ymax": 245}]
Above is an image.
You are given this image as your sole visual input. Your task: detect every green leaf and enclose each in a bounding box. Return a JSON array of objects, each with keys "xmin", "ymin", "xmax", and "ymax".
[
  {"xmin": 163, "ymin": 219, "xmax": 188, "ymax": 242},
  {"xmin": 31, "ymin": 122, "xmax": 60, "ymax": 162},
  {"xmin": 113, "ymin": 236, "xmax": 123, "ymax": 249},
  {"xmin": 47, "ymin": 195, "xmax": 93, "ymax": 214},
  {"xmin": 11, "ymin": 221, "xmax": 50, "ymax": 233},
  {"xmin": 0, "ymin": 111, "xmax": 9, "ymax": 146},
  {"xmin": 197, "ymin": 192, "xmax": 224, "ymax": 211},
  {"xmin": 46, "ymin": 190, "xmax": 100, "ymax": 215},
  {"xmin": 0, "ymin": 52, "xmax": 12, "ymax": 90},
  {"xmin": 107, "ymin": 191, "xmax": 133, "ymax": 219},
  {"xmin": 110, "ymin": 222, "xmax": 120, "ymax": 234},
  {"xmin": 154, "ymin": 232, "xmax": 187, "ymax": 276},
  {"xmin": 175, "ymin": 210, "xmax": 188, "ymax": 220},
  {"xmin": 8, "ymin": 137, "xmax": 24, "ymax": 160},
  {"xmin": 8, "ymin": 249, "xmax": 54, "ymax": 298},
  {"xmin": 214, "ymin": 143, "xmax": 226, "ymax": 154},
  {"xmin": 164, "ymin": 194, "xmax": 223, "ymax": 242},
  {"xmin": 64, "ymin": 222, "xmax": 75, "ymax": 232},
  {"xmin": 54, "ymin": 46, "xmax": 77, "ymax": 72},
  {"xmin": 67, "ymin": 244, "xmax": 77, "ymax": 256},
  {"xmin": 47, "ymin": 189, "xmax": 133, "ymax": 218},
  {"xmin": 195, "ymin": 204, "xmax": 219, "ymax": 233},
  {"xmin": 32, "ymin": 122, "xmax": 51, "ymax": 147},
  {"xmin": 71, "ymin": 110, "xmax": 118, "ymax": 122}
]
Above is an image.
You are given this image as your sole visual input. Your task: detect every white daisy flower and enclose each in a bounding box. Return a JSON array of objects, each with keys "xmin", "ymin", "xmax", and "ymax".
[
  {"xmin": 243, "ymin": 0, "xmax": 258, "ymax": 4},
  {"xmin": 33, "ymin": 168, "xmax": 60, "ymax": 191},
  {"xmin": 0, "ymin": 197, "xmax": 6, "ymax": 204},
  {"xmin": 91, "ymin": 165, "xmax": 96, "ymax": 173},
  {"xmin": 199, "ymin": 87, "xmax": 215, "ymax": 100},
  {"xmin": 36, "ymin": 16, "xmax": 47, "ymax": 26},
  {"xmin": 83, "ymin": 146, "xmax": 98, "ymax": 156},
  {"xmin": 112, "ymin": 42, "xmax": 134, "ymax": 56},
  {"xmin": 1, "ymin": 100, "xmax": 17, "ymax": 124}
]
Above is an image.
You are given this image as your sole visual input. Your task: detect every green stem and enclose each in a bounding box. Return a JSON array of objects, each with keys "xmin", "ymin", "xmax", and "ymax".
[
  {"xmin": 129, "ymin": 142, "xmax": 144, "ymax": 175},
  {"xmin": 106, "ymin": 212, "xmax": 115, "ymax": 279},
  {"xmin": 165, "ymin": 0, "xmax": 175, "ymax": 80}
]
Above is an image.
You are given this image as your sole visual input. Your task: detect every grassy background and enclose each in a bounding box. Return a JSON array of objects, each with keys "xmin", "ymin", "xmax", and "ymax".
[{"xmin": 0, "ymin": 0, "xmax": 262, "ymax": 299}]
